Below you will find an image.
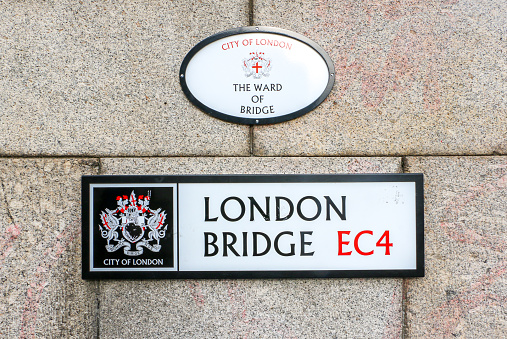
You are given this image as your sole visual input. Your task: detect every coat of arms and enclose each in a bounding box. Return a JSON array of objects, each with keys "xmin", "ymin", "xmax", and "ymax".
[
  {"xmin": 98, "ymin": 190, "xmax": 168, "ymax": 256},
  {"xmin": 243, "ymin": 52, "xmax": 271, "ymax": 79}
]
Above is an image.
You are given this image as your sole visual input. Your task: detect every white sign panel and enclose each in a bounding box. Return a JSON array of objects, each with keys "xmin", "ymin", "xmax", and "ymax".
[
  {"xmin": 180, "ymin": 27, "xmax": 335, "ymax": 125},
  {"xmin": 179, "ymin": 182, "xmax": 417, "ymax": 271},
  {"xmin": 82, "ymin": 175, "xmax": 424, "ymax": 279}
]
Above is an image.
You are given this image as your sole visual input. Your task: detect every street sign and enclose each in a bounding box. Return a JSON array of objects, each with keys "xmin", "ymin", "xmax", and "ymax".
[
  {"xmin": 180, "ymin": 27, "xmax": 335, "ymax": 125},
  {"xmin": 82, "ymin": 174, "xmax": 424, "ymax": 279}
]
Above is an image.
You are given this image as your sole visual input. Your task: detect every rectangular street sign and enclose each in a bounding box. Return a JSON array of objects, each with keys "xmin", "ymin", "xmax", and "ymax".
[{"xmin": 82, "ymin": 174, "xmax": 424, "ymax": 279}]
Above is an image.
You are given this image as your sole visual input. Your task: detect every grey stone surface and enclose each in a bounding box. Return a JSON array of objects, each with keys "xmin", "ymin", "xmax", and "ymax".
[
  {"xmin": 253, "ymin": 0, "xmax": 507, "ymax": 156},
  {"xmin": 100, "ymin": 156, "xmax": 402, "ymax": 175},
  {"xmin": 0, "ymin": 159, "xmax": 99, "ymax": 338},
  {"xmin": 0, "ymin": 0, "xmax": 250, "ymax": 156},
  {"xmin": 405, "ymin": 156, "xmax": 507, "ymax": 337},
  {"xmin": 100, "ymin": 279, "xmax": 402, "ymax": 339},
  {"xmin": 98, "ymin": 157, "xmax": 403, "ymax": 338}
]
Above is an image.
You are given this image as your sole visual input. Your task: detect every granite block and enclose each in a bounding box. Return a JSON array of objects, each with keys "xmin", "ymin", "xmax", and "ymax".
[
  {"xmin": 0, "ymin": 0, "xmax": 250, "ymax": 156},
  {"xmin": 99, "ymin": 279, "xmax": 402, "ymax": 339},
  {"xmin": 0, "ymin": 159, "xmax": 99, "ymax": 338},
  {"xmin": 252, "ymin": 0, "xmax": 507, "ymax": 156},
  {"xmin": 100, "ymin": 156, "xmax": 401, "ymax": 175},
  {"xmin": 405, "ymin": 156, "xmax": 507, "ymax": 337},
  {"xmin": 99, "ymin": 156, "xmax": 403, "ymax": 338}
]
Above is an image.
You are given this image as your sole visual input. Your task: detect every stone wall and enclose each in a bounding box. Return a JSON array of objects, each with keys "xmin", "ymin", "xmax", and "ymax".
[{"xmin": 0, "ymin": 1, "xmax": 505, "ymax": 338}]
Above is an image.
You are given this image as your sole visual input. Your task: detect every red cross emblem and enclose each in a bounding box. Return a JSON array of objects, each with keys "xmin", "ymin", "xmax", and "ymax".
[
  {"xmin": 243, "ymin": 52, "xmax": 271, "ymax": 79},
  {"xmin": 252, "ymin": 62, "xmax": 262, "ymax": 73}
]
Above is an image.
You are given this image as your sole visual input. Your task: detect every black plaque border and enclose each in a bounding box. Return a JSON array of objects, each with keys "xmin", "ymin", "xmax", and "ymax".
[
  {"xmin": 179, "ymin": 26, "xmax": 335, "ymax": 125},
  {"xmin": 82, "ymin": 174, "xmax": 424, "ymax": 279}
]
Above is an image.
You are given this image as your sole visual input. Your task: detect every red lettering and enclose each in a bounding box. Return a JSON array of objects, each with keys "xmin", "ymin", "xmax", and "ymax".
[
  {"xmin": 222, "ymin": 40, "xmax": 240, "ymax": 50},
  {"xmin": 338, "ymin": 231, "xmax": 352, "ymax": 255},
  {"xmin": 338, "ymin": 230, "xmax": 393, "ymax": 256},
  {"xmin": 376, "ymin": 231, "xmax": 393, "ymax": 255},
  {"xmin": 354, "ymin": 230, "xmax": 374, "ymax": 256}
]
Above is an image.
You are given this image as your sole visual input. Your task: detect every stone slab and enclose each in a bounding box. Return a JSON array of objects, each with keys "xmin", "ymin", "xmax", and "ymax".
[
  {"xmin": 99, "ymin": 157, "xmax": 403, "ymax": 338},
  {"xmin": 100, "ymin": 156, "xmax": 402, "ymax": 175},
  {"xmin": 405, "ymin": 156, "xmax": 507, "ymax": 337},
  {"xmin": 0, "ymin": 0, "xmax": 250, "ymax": 156},
  {"xmin": 0, "ymin": 159, "xmax": 99, "ymax": 337},
  {"xmin": 252, "ymin": 0, "xmax": 506, "ymax": 156}
]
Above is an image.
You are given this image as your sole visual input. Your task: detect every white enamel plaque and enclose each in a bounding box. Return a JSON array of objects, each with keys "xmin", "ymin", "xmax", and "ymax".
[
  {"xmin": 180, "ymin": 27, "xmax": 335, "ymax": 125},
  {"xmin": 82, "ymin": 175, "xmax": 424, "ymax": 279}
]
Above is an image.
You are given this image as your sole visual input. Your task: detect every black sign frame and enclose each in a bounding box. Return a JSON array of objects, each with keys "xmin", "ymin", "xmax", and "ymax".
[
  {"xmin": 82, "ymin": 174, "xmax": 424, "ymax": 279},
  {"xmin": 179, "ymin": 26, "xmax": 335, "ymax": 125}
]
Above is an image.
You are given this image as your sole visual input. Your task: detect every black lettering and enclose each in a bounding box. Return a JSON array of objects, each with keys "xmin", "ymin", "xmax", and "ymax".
[
  {"xmin": 242, "ymin": 232, "xmax": 248, "ymax": 256},
  {"xmin": 275, "ymin": 196, "xmax": 294, "ymax": 221},
  {"xmin": 233, "ymin": 84, "xmax": 250, "ymax": 91},
  {"xmin": 223, "ymin": 232, "xmax": 240, "ymax": 257},
  {"xmin": 274, "ymin": 231, "xmax": 295, "ymax": 256},
  {"xmin": 249, "ymin": 197, "xmax": 270, "ymax": 221},
  {"xmin": 300, "ymin": 231, "xmax": 314, "ymax": 256},
  {"xmin": 253, "ymin": 232, "xmax": 271, "ymax": 256},
  {"xmin": 240, "ymin": 105, "xmax": 274, "ymax": 114},
  {"xmin": 297, "ymin": 196, "xmax": 322, "ymax": 221},
  {"xmin": 325, "ymin": 196, "xmax": 346, "ymax": 220},
  {"xmin": 221, "ymin": 197, "xmax": 245, "ymax": 222},
  {"xmin": 204, "ymin": 232, "xmax": 219, "ymax": 256},
  {"xmin": 204, "ymin": 197, "xmax": 218, "ymax": 221}
]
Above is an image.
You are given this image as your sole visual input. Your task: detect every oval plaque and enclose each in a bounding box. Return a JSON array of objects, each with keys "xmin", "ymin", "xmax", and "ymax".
[{"xmin": 180, "ymin": 27, "xmax": 335, "ymax": 125}]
